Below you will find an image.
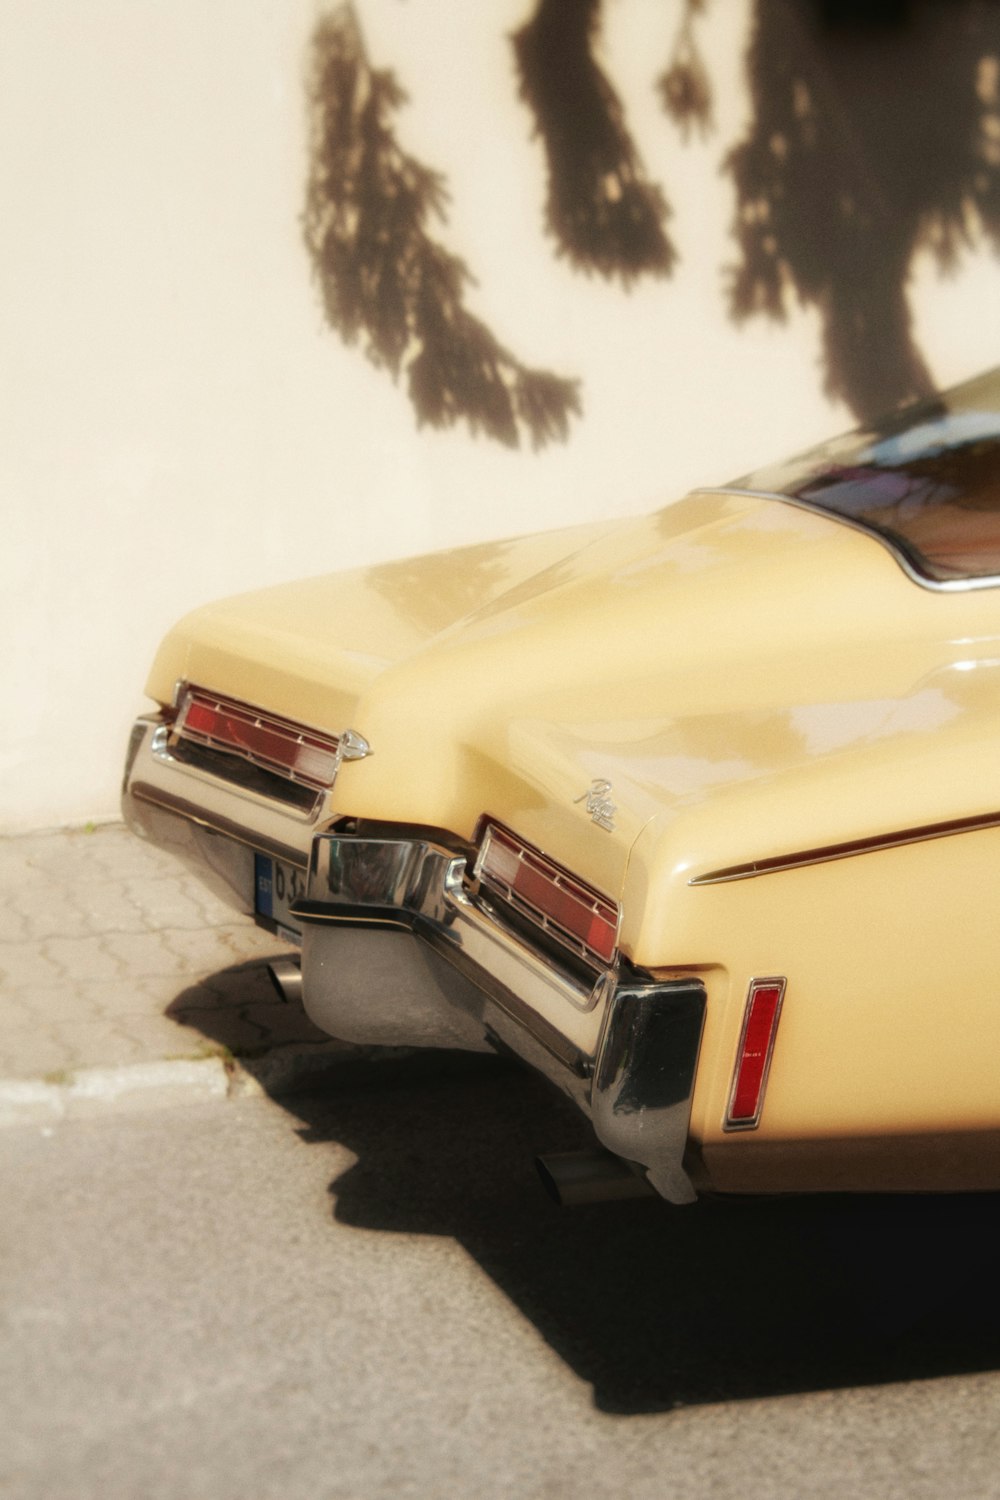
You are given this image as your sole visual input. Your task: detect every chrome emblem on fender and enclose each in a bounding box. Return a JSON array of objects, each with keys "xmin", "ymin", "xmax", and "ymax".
[
  {"xmin": 574, "ymin": 779, "xmax": 616, "ymax": 832},
  {"xmin": 338, "ymin": 728, "xmax": 372, "ymax": 763}
]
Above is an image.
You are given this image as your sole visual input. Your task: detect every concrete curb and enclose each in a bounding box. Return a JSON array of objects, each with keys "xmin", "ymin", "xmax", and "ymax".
[{"xmin": 0, "ymin": 1042, "xmax": 358, "ymax": 1128}]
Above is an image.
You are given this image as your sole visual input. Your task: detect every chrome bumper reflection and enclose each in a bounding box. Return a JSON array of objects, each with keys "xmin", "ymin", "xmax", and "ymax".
[
  {"xmin": 297, "ymin": 831, "xmax": 706, "ymax": 1204},
  {"xmin": 122, "ymin": 714, "xmax": 316, "ymax": 915}
]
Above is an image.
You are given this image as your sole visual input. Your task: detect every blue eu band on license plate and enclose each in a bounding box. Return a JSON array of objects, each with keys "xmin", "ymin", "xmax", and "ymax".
[
  {"xmin": 254, "ymin": 853, "xmax": 274, "ymax": 918},
  {"xmin": 254, "ymin": 853, "xmax": 304, "ymax": 939}
]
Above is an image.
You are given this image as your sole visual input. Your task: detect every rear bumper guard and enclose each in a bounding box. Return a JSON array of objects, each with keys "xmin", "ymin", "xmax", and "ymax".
[{"xmin": 296, "ymin": 831, "xmax": 706, "ymax": 1204}]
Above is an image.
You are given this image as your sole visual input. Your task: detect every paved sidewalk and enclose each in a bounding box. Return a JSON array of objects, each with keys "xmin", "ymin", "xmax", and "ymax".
[{"xmin": 0, "ymin": 822, "xmax": 349, "ymax": 1114}]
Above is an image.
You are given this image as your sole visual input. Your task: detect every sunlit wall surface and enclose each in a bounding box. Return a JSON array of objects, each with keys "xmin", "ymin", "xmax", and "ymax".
[{"xmin": 4, "ymin": 0, "xmax": 999, "ymax": 828}]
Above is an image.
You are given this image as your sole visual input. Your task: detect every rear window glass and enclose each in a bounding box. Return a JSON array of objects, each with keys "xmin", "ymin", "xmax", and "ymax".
[{"xmin": 738, "ymin": 370, "xmax": 1000, "ymax": 584}]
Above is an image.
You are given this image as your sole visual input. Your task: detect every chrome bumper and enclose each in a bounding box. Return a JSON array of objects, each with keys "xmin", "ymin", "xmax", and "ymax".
[
  {"xmin": 123, "ymin": 714, "xmax": 706, "ymax": 1204},
  {"xmin": 297, "ymin": 831, "xmax": 706, "ymax": 1204},
  {"xmin": 122, "ymin": 714, "xmax": 317, "ymax": 916}
]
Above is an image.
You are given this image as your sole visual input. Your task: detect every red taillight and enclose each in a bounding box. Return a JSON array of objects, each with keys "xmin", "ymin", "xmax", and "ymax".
[
  {"xmin": 177, "ymin": 689, "xmax": 341, "ymax": 788},
  {"xmin": 725, "ymin": 978, "xmax": 786, "ymax": 1130},
  {"xmin": 476, "ymin": 823, "xmax": 619, "ymax": 966}
]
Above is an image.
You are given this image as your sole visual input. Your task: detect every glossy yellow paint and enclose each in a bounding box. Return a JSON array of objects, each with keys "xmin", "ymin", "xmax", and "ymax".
[
  {"xmin": 683, "ymin": 823, "xmax": 1000, "ymax": 1191},
  {"xmin": 333, "ymin": 490, "xmax": 998, "ymax": 900},
  {"xmin": 146, "ymin": 518, "xmax": 622, "ymax": 738},
  {"xmin": 146, "ymin": 486, "xmax": 1000, "ymax": 1192}
]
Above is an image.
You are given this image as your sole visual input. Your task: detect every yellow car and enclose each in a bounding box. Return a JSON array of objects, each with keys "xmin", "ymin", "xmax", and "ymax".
[{"xmin": 123, "ymin": 368, "xmax": 1000, "ymax": 1206}]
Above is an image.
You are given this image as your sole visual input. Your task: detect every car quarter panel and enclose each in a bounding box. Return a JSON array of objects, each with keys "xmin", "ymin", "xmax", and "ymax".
[{"xmin": 634, "ymin": 820, "xmax": 1000, "ymax": 1193}]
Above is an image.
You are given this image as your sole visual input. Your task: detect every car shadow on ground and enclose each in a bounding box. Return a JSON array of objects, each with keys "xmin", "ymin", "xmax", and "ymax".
[{"xmin": 171, "ymin": 966, "xmax": 1000, "ymax": 1415}]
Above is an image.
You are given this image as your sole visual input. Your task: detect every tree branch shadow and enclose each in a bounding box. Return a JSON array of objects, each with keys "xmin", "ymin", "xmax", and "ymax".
[
  {"xmin": 304, "ymin": 0, "xmax": 1000, "ymax": 444},
  {"xmin": 303, "ymin": 3, "xmax": 580, "ymax": 450},
  {"xmin": 512, "ymin": 0, "xmax": 677, "ymax": 284},
  {"xmin": 726, "ymin": 0, "xmax": 1000, "ymax": 421}
]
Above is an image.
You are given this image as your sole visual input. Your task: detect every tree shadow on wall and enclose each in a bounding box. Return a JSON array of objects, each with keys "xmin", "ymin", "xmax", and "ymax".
[
  {"xmin": 727, "ymin": 0, "xmax": 1000, "ymax": 419},
  {"xmin": 302, "ymin": 4, "xmax": 580, "ymax": 451},
  {"xmin": 303, "ymin": 0, "xmax": 1000, "ymax": 447}
]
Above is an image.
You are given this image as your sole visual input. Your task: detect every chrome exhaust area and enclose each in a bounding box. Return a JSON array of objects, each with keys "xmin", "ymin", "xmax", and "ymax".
[
  {"xmin": 535, "ymin": 1148, "xmax": 656, "ymax": 1207},
  {"xmin": 267, "ymin": 956, "xmax": 303, "ymax": 1005}
]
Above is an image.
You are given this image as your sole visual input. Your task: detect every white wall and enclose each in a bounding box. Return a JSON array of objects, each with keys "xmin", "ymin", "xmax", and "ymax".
[{"xmin": 3, "ymin": 0, "xmax": 998, "ymax": 831}]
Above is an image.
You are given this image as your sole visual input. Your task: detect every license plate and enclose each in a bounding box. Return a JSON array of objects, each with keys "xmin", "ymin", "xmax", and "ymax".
[{"xmin": 254, "ymin": 853, "xmax": 305, "ymax": 942}]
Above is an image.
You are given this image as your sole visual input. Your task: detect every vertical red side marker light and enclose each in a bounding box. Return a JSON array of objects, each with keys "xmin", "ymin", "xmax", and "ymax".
[{"xmin": 725, "ymin": 978, "xmax": 786, "ymax": 1130}]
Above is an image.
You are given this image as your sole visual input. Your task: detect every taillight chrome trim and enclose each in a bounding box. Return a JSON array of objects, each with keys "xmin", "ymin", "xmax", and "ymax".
[
  {"xmin": 173, "ymin": 686, "xmax": 343, "ymax": 791},
  {"xmin": 723, "ymin": 976, "xmax": 787, "ymax": 1132},
  {"xmin": 474, "ymin": 821, "xmax": 620, "ymax": 969}
]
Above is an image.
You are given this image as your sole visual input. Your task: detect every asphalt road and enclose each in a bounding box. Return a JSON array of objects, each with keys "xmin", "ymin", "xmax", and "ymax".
[{"xmin": 4, "ymin": 1052, "xmax": 1000, "ymax": 1500}]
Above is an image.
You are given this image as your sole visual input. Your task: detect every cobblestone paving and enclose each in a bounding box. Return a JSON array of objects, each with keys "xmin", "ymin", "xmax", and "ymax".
[{"xmin": 0, "ymin": 823, "xmax": 333, "ymax": 1081}]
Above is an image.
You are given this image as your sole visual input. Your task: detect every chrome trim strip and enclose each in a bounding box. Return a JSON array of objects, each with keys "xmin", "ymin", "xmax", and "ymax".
[
  {"xmin": 723, "ymin": 976, "xmax": 787, "ymax": 1133},
  {"xmin": 702, "ymin": 486, "xmax": 1000, "ymax": 594},
  {"xmin": 689, "ymin": 809, "xmax": 1000, "ymax": 886}
]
